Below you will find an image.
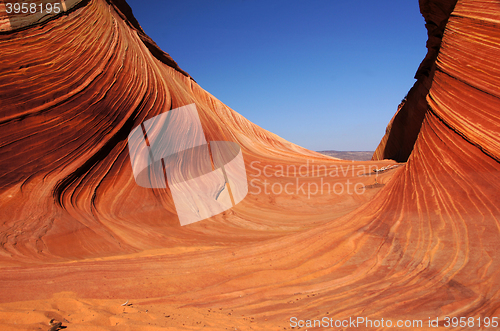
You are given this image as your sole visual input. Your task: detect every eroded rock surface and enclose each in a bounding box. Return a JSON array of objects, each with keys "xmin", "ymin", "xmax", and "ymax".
[{"xmin": 0, "ymin": 0, "xmax": 499, "ymax": 329}]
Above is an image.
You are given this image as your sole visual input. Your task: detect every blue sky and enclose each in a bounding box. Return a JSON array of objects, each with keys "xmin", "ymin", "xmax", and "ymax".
[{"xmin": 126, "ymin": 0, "xmax": 427, "ymax": 151}]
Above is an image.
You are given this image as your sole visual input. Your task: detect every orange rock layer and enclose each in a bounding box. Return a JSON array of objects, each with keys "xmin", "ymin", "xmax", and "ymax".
[
  {"xmin": 0, "ymin": 0, "xmax": 499, "ymax": 330},
  {"xmin": 372, "ymin": 0, "xmax": 458, "ymax": 162}
]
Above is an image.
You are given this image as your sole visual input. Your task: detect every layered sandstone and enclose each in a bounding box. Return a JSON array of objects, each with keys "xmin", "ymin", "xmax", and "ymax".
[
  {"xmin": 372, "ymin": 0, "xmax": 458, "ymax": 162},
  {"xmin": 0, "ymin": 0, "xmax": 499, "ymax": 330}
]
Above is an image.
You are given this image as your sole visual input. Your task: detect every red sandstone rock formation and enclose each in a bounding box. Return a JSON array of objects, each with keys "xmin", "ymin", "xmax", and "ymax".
[
  {"xmin": 372, "ymin": 0, "xmax": 458, "ymax": 162},
  {"xmin": 0, "ymin": 0, "xmax": 499, "ymax": 329}
]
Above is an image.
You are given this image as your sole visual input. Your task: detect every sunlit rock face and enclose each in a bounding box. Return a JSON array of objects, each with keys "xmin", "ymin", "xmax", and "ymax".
[
  {"xmin": 366, "ymin": 0, "xmax": 500, "ymax": 318},
  {"xmin": 0, "ymin": 0, "xmax": 338, "ymax": 262},
  {"xmin": 0, "ymin": 0, "xmax": 499, "ymax": 329}
]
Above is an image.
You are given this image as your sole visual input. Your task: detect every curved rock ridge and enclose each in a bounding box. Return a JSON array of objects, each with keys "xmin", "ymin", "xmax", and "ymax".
[
  {"xmin": 372, "ymin": 0, "xmax": 458, "ymax": 162},
  {"xmin": 0, "ymin": 0, "xmax": 499, "ymax": 330},
  {"xmin": 0, "ymin": 0, "xmax": 373, "ymax": 263},
  {"xmin": 375, "ymin": 0, "xmax": 500, "ymax": 162}
]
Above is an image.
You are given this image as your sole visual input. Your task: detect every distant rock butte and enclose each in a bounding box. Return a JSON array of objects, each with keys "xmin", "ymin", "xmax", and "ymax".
[
  {"xmin": 317, "ymin": 150, "xmax": 374, "ymax": 161},
  {"xmin": 0, "ymin": 0, "xmax": 499, "ymax": 329}
]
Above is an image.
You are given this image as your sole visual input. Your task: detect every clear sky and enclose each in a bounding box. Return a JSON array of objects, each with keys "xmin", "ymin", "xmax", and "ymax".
[{"xmin": 125, "ymin": 0, "xmax": 427, "ymax": 151}]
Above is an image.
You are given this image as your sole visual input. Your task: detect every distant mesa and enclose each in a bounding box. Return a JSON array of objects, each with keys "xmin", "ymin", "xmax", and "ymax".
[{"xmin": 317, "ymin": 150, "xmax": 374, "ymax": 161}]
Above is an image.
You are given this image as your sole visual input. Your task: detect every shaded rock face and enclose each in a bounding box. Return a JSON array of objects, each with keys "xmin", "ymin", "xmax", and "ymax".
[
  {"xmin": 0, "ymin": 0, "xmax": 499, "ymax": 328},
  {"xmin": 372, "ymin": 0, "xmax": 458, "ymax": 162}
]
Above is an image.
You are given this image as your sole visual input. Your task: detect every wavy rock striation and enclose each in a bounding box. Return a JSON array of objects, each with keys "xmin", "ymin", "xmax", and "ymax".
[
  {"xmin": 372, "ymin": 0, "xmax": 458, "ymax": 162},
  {"xmin": 0, "ymin": 0, "xmax": 499, "ymax": 329},
  {"xmin": 0, "ymin": 0, "xmax": 374, "ymax": 262}
]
